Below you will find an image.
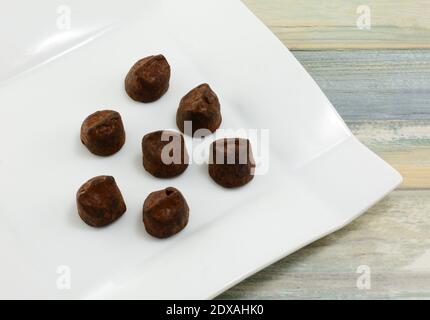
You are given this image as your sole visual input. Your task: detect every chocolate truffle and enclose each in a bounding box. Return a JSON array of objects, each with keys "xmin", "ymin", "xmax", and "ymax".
[
  {"xmin": 176, "ymin": 83, "xmax": 222, "ymax": 136},
  {"xmin": 142, "ymin": 130, "xmax": 189, "ymax": 178},
  {"xmin": 125, "ymin": 55, "xmax": 171, "ymax": 103},
  {"xmin": 143, "ymin": 187, "xmax": 189, "ymax": 239},
  {"xmin": 76, "ymin": 176, "xmax": 126, "ymax": 227},
  {"xmin": 209, "ymin": 138, "xmax": 256, "ymax": 188},
  {"xmin": 80, "ymin": 110, "xmax": 125, "ymax": 156}
]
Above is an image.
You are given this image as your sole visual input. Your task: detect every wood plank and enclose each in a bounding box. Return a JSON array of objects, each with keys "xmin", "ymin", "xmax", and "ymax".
[
  {"xmin": 271, "ymin": 26, "xmax": 430, "ymax": 50},
  {"xmin": 218, "ymin": 190, "xmax": 430, "ymax": 299},
  {"xmin": 291, "ymin": 50, "xmax": 430, "ymax": 120},
  {"xmin": 348, "ymin": 120, "xmax": 430, "ymax": 190},
  {"xmin": 243, "ymin": 0, "xmax": 430, "ymax": 49}
]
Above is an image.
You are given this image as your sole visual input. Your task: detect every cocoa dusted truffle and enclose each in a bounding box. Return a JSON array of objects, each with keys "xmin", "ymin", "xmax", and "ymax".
[
  {"xmin": 142, "ymin": 130, "xmax": 189, "ymax": 178},
  {"xmin": 125, "ymin": 55, "xmax": 171, "ymax": 103},
  {"xmin": 209, "ymin": 138, "xmax": 256, "ymax": 188},
  {"xmin": 176, "ymin": 83, "xmax": 222, "ymax": 136},
  {"xmin": 76, "ymin": 176, "xmax": 126, "ymax": 227},
  {"xmin": 143, "ymin": 187, "xmax": 189, "ymax": 239},
  {"xmin": 80, "ymin": 110, "xmax": 126, "ymax": 156}
]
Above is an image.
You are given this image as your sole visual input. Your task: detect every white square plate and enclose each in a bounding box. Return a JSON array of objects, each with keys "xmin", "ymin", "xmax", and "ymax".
[{"xmin": 0, "ymin": 0, "xmax": 402, "ymax": 299}]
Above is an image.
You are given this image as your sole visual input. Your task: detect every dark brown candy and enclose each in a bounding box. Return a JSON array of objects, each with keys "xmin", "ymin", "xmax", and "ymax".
[
  {"xmin": 80, "ymin": 110, "xmax": 125, "ymax": 156},
  {"xmin": 142, "ymin": 130, "xmax": 189, "ymax": 178},
  {"xmin": 125, "ymin": 55, "xmax": 171, "ymax": 103},
  {"xmin": 176, "ymin": 83, "xmax": 222, "ymax": 136},
  {"xmin": 209, "ymin": 138, "xmax": 256, "ymax": 188},
  {"xmin": 143, "ymin": 187, "xmax": 189, "ymax": 239},
  {"xmin": 76, "ymin": 176, "xmax": 126, "ymax": 227}
]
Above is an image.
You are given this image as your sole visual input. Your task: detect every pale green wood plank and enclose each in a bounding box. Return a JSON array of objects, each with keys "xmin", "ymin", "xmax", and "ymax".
[
  {"xmin": 271, "ymin": 26, "xmax": 430, "ymax": 50},
  {"xmin": 243, "ymin": 0, "xmax": 430, "ymax": 49},
  {"xmin": 218, "ymin": 190, "xmax": 430, "ymax": 299},
  {"xmin": 347, "ymin": 120, "xmax": 430, "ymax": 190},
  {"xmin": 291, "ymin": 50, "xmax": 430, "ymax": 120}
]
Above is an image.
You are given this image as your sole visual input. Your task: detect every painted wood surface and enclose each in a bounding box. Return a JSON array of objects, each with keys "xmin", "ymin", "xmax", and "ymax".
[
  {"xmin": 293, "ymin": 50, "xmax": 430, "ymax": 120},
  {"xmin": 349, "ymin": 121, "xmax": 430, "ymax": 190},
  {"xmin": 242, "ymin": 0, "xmax": 430, "ymax": 50},
  {"xmin": 219, "ymin": 1, "xmax": 430, "ymax": 299}
]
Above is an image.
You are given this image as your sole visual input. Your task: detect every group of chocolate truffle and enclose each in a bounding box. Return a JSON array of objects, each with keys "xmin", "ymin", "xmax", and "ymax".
[{"xmin": 76, "ymin": 54, "xmax": 255, "ymax": 239}]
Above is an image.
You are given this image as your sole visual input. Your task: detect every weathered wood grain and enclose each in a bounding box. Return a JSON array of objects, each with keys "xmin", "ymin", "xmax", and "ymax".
[
  {"xmin": 291, "ymin": 50, "xmax": 430, "ymax": 120},
  {"xmin": 243, "ymin": 0, "xmax": 430, "ymax": 49},
  {"xmin": 218, "ymin": 190, "xmax": 430, "ymax": 299},
  {"xmin": 348, "ymin": 120, "xmax": 430, "ymax": 190}
]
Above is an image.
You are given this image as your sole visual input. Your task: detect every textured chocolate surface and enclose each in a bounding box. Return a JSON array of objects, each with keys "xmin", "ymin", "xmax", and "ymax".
[
  {"xmin": 143, "ymin": 187, "xmax": 189, "ymax": 239},
  {"xmin": 76, "ymin": 176, "xmax": 126, "ymax": 227},
  {"xmin": 125, "ymin": 55, "xmax": 171, "ymax": 103},
  {"xmin": 176, "ymin": 83, "xmax": 222, "ymax": 136},
  {"xmin": 142, "ymin": 130, "xmax": 189, "ymax": 178},
  {"xmin": 209, "ymin": 138, "xmax": 256, "ymax": 188},
  {"xmin": 80, "ymin": 110, "xmax": 125, "ymax": 156}
]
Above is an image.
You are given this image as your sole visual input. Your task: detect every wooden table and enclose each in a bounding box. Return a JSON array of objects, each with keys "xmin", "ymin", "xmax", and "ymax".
[{"xmin": 219, "ymin": 0, "xmax": 430, "ymax": 299}]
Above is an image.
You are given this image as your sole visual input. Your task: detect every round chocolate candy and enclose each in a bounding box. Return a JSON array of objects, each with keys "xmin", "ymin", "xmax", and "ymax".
[
  {"xmin": 142, "ymin": 130, "xmax": 189, "ymax": 178},
  {"xmin": 143, "ymin": 187, "xmax": 189, "ymax": 239},
  {"xmin": 176, "ymin": 83, "xmax": 222, "ymax": 136},
  {"xmin": 209, "ymin": 138, "xmax": 256, "ymax": 188},
  {"xmin": 80, "ymin": 110, "xmax": 126, "ymax": 156},
  {"xmin": 125, "ymin": 54, "xmax": 171, "ymax": 103},
  {"xmin": 76, "ymin": 176, "xmax": 126, "ymax": 227}
]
